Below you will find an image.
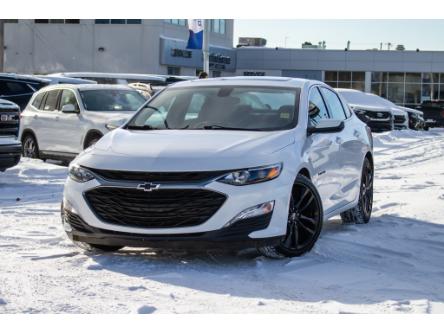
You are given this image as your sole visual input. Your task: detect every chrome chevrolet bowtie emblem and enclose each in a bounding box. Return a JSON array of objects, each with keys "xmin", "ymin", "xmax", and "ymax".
[
  {"xmin": 136, "ymin": 182, "xmax": 160, "ymax": 192},
  {"xmin": 376, "ymin": 112, "xmax": 384, "ymax": 118}
]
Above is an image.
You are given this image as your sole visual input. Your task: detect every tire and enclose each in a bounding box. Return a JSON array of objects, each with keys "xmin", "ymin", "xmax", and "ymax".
[
  {"xmin": 84, "ymin": 135, "xmax": 102, "ymax": 149},
  {"xmin": 340, "ymin": 157, "xmax": 373, "ymax": 224},
  {"xmin": 22, "ymin": 133, "xmax": 40, "ymax": 159},
  {"xmin": 73, "ymin": 240, "xmax": 123, "ymax": 253},
  {"xmin": 258, "ymin": 174, "xmax": 323, "ymax": 258}
]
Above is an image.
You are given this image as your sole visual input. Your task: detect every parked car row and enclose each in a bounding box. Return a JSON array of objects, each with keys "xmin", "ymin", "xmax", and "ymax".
[
  {"xmin": 336, "ymin": 89, "xmax": 427, "ymax": 132},
  {"xmin": 0, "ymin": 71, "xmax": 197, "ymax": 171},
  {"xmin": 1, "ymin": 74, "xmax": 437, "ymax": 258}
]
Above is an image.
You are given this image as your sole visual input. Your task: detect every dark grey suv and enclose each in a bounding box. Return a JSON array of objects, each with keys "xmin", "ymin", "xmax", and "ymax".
[{"xmin": 0, "ymin": 99, "xmax": 21, "ymax": 172}]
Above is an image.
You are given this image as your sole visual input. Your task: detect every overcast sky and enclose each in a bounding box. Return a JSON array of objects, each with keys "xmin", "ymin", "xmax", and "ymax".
[{"xmin": 233, "ymin": 20, "xmax": 444, "ymax": 51}]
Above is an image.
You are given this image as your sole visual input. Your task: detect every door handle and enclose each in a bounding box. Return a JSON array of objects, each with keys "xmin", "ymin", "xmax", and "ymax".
[
  {"xmin": 335, "ymin": 137, "xmax": 343, "ymax": 144},
  {"xmin": 353, "ymin": 130, "xmax": 360, "ymax": 137}
]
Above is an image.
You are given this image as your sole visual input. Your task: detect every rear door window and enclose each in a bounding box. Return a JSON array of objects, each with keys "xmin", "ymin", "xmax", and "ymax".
[
  {"xmin": 42, "ymin": 90, "xmax": 60, "ymax": 111},
  {"xmin": 32, "ymin": 92, "xmax": 45, "ymax": 110}
]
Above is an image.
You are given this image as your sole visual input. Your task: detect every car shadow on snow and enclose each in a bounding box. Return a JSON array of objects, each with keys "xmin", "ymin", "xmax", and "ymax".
[{"xmin": 87, "ymin": 214, "xmax": 444, "ymax": 307}]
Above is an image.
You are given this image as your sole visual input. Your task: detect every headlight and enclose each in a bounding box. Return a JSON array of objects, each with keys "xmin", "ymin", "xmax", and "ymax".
[
  {"xmin": 217, "ymin": 163, "xmax": 282, "ymax": 186},
  {"xmin": 68, "ymin": 164, "xmax": 96, "ymax": 183}
]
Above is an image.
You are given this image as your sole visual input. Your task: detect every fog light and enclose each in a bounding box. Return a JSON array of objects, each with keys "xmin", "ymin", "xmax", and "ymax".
[
  {"xmin": 224, "ymin": 201, "xmax": 274, "ymax": 228},
  {"xmin": 63, "ymin": 198, "xmax": 77, "ymax": 214}
]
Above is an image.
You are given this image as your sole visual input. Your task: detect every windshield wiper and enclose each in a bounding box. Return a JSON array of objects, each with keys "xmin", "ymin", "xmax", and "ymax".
[
  {"xmin": 126, "ymin": 124, "xmax": 160, "ymax": 130},
  {"xmin": 144, "ymin": 105, "xmax": 170, "ymax": 129},
  {"xmin": 200, "ymin": 124, "xmax": 250, "ymax": 131}
]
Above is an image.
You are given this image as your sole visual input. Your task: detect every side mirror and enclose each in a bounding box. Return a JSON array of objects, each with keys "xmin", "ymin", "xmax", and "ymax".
[
  {"xmin": 61, "ymin": 104, "xmax": 78, "ymax": 113},
  {"xmin": 105, "ymin": 118, "xmax": 126, "ymax": 131},
  {"xmin": 307, "ymin": 119, "xmax": 345, "ymax": 135}
]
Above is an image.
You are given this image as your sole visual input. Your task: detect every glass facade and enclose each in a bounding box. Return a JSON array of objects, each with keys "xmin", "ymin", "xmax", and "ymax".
[
  {"xmin": 371, "ymin": 72, "xmax": 444, "ymax": 106},
  {"xmin": 164, "ymin": 19, "xmax": 186, "ymax": 26},
  {"xmin": 325, "ymin": 71, "xmax": 365, "ymax": 91},
  {"xmin": 211, "ymin": 19, "xmax": 226, "ymax": 34},
  {"xmin": 95, "ymin": 19, "xmax": 141, "ymax": 24},
  {"xmin": 35, "ymin": 19, "xmax": 80, "ymax": 24}
]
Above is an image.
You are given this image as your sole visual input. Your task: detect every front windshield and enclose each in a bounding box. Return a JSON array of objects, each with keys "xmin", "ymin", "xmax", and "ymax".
[
  {"xmin": 80, "ymin": 89, "xmax": 146, "ymax": 112},
  {"xmin": 127, "ymin": 86, "xmax": 300, "ymax": 131}
]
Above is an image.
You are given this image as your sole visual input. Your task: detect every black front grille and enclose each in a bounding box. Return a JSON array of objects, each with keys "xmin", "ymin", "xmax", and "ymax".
[
  {"xmin": 86, "ymin": 167, "xmax": 230, "ymax": 183},
  {"xmin": 394, "ymin": 115, "xmax": 406, "ymax": 123},
  {"xmin": 84, "ymin": 187, "xmax": 227, "ymax": 228},
  {"xmin": 0, "ymin": 112, "xmax": 19, "ymax": 136}
]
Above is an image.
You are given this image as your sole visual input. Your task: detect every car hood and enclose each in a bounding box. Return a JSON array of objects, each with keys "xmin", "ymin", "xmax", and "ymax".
[
  {"xmin": 84, "ymin": 111, "xmax": 134, "ymax": 123},
  {"xmin": 76, "ymin": 128, "xmax": 295, "ymax": 171},
  {"xmin": 349, "ymin": 103, "xmax": 392, "ymax": 112}
]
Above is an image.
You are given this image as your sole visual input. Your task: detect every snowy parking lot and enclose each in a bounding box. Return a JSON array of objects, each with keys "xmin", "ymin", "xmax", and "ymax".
[{"xmin": 1, "ymin": 129, "xmax": 444, "ymax": 314}]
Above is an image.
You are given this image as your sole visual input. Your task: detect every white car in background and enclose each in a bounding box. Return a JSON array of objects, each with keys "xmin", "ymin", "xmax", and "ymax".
[
  {"xmin": 62, "ymin": 77, "xmax": 374, "ymax": 258},
  {"xmin": 336, "ymin": 89, "xmax": 408, "ymax": 131},
  {"xmin": 335, "ymin": 89, "xmax": 394, "ymax": 132},
  {"xmin": 19, "ymin": 84, "xmax": 146, "ymax": 162}
]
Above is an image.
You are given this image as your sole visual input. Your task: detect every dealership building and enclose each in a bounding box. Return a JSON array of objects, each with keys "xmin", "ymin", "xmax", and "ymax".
[
  {"xmin": 3, "ymin": 19, "xmax": 444, "ymax": 107},
  {"xmin": 3, "ymin": 19, "xmax": 235, "ymax": 77}
]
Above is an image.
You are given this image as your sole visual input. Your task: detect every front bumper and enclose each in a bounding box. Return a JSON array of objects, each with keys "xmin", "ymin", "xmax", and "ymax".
[
  {"xmin": 63, "ymin": 208, "xmax": 281, "ymax": 250},
  {"xmin": 63, "ymin": 167, "xmax": 293, "ymax": 246},
  {"xmin": 0, "ymin": 142, "xmax": 21, "ymax": 171}
]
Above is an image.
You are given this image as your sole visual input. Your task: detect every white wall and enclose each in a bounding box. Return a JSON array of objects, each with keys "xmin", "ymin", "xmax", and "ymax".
[{"xmin": 4, "ymin": 19, "xmax": 234, "ymax": 75}]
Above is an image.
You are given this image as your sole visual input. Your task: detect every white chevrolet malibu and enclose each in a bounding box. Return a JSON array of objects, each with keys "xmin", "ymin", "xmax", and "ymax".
[{"xmin": 62, "ymin": 77, "xmax": 374, "ymax": 258}]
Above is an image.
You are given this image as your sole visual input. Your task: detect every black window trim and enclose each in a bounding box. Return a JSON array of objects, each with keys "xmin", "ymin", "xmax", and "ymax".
[
  {"xmin": 318, "ymin": 86, "xmax": 349, "ymax": 120},
  {"xmin": 308, "ymin": 85, "xmax": 331, "ymax": 123}
]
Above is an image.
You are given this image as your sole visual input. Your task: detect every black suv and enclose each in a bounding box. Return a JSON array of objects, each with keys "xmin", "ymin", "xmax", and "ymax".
[
  {"xmin": 417, "ymin": 100, "xmax": 444, "ymax": 128},
  {"xmin": 0, "ymin": 99, "xmax": 21, "ymax": 172},
  {"xmin": 0, "ymin": 74, "xmax": 50, "ymax": 111}
]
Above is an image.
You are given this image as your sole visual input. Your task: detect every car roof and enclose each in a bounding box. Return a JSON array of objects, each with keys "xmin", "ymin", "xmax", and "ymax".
[
  {"xmin": 169, "ymin": 76, "xmax": 315, "ymax": 89},
  {"xmin": 39, "ymin": 84, "xmax": 135, "ymax": 92},
  {"xmin": 0, "ymin": 73, "xmax": 50, "ymax": 84},
  {"xmin": 52, "ymin": 72, "xmax": 167, "ymax": 83},
  {"xmin": 39, "ymin": 75, "xmax": 97, "ymax": 85}
]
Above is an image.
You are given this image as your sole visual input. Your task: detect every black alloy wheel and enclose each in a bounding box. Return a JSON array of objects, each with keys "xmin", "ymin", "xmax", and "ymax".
[
  {"xmin": 277, "ymin": 175, "xmax": 323, "ymax": 257},
  {"xmin": 340, "ymin": 157, "xmax": 373, "ymax": 224},
  {"xmin": 259, "ymin": 175, "xmax": 323, "ymax": 258},
  {"xmin": 359, "ymin": 158, "xmax": 373, "ymax": 221}
]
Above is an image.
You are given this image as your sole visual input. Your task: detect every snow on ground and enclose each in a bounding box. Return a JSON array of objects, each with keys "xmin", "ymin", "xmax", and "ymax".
[{"xmin": 1, "ymin": 129, "xmax": 444, "ymax": 314}]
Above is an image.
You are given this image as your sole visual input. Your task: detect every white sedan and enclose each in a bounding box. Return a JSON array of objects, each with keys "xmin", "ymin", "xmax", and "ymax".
[{"xmin": 62, "ymin": 77, "xmax": 374, "ymax": 258}]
